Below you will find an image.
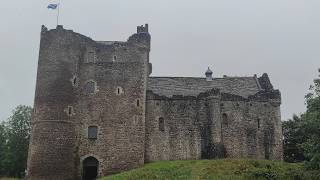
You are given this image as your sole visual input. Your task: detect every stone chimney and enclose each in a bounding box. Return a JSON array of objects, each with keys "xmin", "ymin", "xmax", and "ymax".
[{"xmin": 205, "ymin": 67, "xmax": 213, "ymax": 81}]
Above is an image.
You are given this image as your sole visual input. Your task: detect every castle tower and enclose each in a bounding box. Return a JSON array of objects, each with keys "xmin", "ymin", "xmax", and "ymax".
[
  {"xmin": 27, "ymin": 24, "xmax": 151, "ymax": 179},
  {"xmin": 26, "ymin": 25, "xmax": 82, "ymax": 180}
]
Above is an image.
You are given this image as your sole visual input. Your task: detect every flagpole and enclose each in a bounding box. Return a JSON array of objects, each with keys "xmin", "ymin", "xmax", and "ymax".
[{"xmin": 57, "ymin": 0, "xmax": 61, "ymax": 26}]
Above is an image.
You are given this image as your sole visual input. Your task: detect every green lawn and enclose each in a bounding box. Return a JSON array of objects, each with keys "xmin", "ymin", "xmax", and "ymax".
[{"xmin": 101, "ymin": 159, "xmax": 319, "ymax": 180}]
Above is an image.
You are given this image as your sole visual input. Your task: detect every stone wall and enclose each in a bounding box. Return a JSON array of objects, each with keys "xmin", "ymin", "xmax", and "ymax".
[
  {"xmin": 27, "ymin": 25, "xmax": 87, "ymax": 180},
  {"xmin": 28, "ymin": 25, "xmax": 151, "ymax": 179},
  {"xmin": 145, "ymin": 89, "xmax": 283, "ymax": 162},
  {"xmin": 145, "ymin": 93, "xmax": 201, "ymax": 162},
  {"xmin": 76, "ymin": 25, "xmax": 150, "ymax": 176}
]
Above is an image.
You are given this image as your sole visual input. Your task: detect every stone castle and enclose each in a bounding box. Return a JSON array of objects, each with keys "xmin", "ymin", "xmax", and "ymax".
[{"xmin": 27, "ymin": 24, "xmax": 283, "ymax": 180}]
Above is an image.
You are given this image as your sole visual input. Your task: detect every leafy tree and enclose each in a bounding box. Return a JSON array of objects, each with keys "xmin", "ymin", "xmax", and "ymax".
[
  {"xmin": 283, "ymin": 69, "xmax": 320, "ymax": 171},
  {"xmin": 0, "ymin": 122, "xmax": 7, "ymax": 175},
  {"xmin": 282, "ymin": 115, "xmax": 305, "ymax": 163},
  {"xmin": 1, "ymin": 105, "xmax": 32, "ymax": 177},
  {"xmin": 301, "ymin": 69, "xmax": 320, "ymax": 170}
]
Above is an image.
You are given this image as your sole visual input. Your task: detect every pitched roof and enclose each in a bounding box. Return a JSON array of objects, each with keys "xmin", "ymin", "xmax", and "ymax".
[{"xmin": 147, "ymin": 76, "xmax": 262, "ymax": 98}]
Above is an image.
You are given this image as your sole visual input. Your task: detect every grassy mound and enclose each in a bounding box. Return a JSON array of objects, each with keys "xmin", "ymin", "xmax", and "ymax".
[{"xmin": 102, "ymin": 159, "xmax": 318, "ymax": 180}]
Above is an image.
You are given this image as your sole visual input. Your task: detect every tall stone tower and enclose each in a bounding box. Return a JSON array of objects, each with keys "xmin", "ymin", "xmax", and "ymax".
[{"xmin": 27, "ymin": 24, "xmax": 151, "ymax": 179}]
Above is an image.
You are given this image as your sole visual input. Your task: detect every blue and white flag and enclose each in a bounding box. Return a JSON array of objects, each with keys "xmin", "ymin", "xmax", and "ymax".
[{"xmin": 47, "ymin": 4, "xmax": 58, "ymax": 9}]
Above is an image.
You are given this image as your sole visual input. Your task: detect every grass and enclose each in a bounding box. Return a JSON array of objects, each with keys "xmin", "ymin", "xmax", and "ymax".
[{"xmin": 101, "ymin": 159, "xmax": 320, "ymax": 180}]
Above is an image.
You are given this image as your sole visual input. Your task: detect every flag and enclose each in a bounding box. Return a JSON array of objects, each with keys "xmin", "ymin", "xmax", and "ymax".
[{"xmin": 47, "ymin": 4, "xmax": 58, "ymax": 9}]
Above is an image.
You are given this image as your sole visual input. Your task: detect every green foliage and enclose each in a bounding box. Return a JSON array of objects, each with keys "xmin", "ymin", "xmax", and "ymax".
[
  {"xmin": 0, "ymin": 123, "xmax": 7, "ymax": 175},
  {"xmin": 0, "ymin": 105, "xmax": 32, "ymax": 178},
  {"xmin": 282, "ymin": 69, "xmax": 320, "ymax": 170},
  {"xmin": 301, "ymin": 70, "xmax": 320, "ymax": 170},
  {"xmin": 282, "ymin": 115, "xmax": 306, "ymax": 163},
  {"xmin": 102, "ymin": 159, "xmax": 313, "ymax": 180}
]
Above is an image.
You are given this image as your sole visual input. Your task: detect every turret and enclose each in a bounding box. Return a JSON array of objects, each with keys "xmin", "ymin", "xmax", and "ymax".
[{"xmin": 205, "ymin": 67, "xmax": 213, "ymax": 81}]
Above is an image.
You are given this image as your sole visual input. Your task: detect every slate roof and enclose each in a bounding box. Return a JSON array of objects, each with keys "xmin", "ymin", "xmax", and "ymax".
[{"xmin": 147, "ymin": 76, "xmax": 262, "ymax": 98}]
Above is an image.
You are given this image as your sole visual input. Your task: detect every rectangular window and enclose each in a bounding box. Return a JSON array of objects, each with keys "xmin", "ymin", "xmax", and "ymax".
[
  {"xmin": 87, "ymin": 52, "xmax": 95, "ymax": 63},
  {"xmin": 88, "ymin": 126, "xmax": 98, "ymax": 139},
  {"xmin": 159, "ymin": 117, "xmax": 164, "ymax": 132}
]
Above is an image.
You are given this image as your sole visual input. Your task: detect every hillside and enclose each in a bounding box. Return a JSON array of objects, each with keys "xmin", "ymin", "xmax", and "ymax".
[{"xmin": 102, "ymin": 159, "xmax": 317, "ymax": 180}]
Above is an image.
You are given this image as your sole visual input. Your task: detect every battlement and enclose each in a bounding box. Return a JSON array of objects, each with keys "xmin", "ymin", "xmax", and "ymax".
[{"xmin": 137, "ymin": 24, "xmax": 149, "ymax": 33}]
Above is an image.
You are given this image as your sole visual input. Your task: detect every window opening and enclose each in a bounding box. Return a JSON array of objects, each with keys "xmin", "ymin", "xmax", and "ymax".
[
  {"xmin": 84, "ymin": 81, "xmax": 96, "ymax": 94},
  {"xmin": 73, "ymin": 77, "xmax": 77, "ymax": 85},
  {"xmin": 222, "ymin": 113, "xmax": 228, "ymax": 127},
  {"xmin": 87, "ymin": 52, "xmax": 95, "ymax": 63},
  {"xmin": 68, "ymin": 106, "xmax": 73, "ymax": 116},
  {"xmin": 159, "ymin": 117, "xmax": 164, "ymax": 131},
  {"xmin": 88, "ymin": 126, "xmax": 98, "ymax": 139}
]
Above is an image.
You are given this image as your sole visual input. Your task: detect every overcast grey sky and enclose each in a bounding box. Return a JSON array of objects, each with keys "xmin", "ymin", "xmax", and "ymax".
[{"xmin": 0, "ymin": 0, "xmax": 319, "ymax": 121}]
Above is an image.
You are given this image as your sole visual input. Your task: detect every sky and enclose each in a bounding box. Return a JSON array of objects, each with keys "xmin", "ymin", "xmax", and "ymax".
[{"xmin": 0, "ymin": 0, "xmax": 319, "ymax": 121}]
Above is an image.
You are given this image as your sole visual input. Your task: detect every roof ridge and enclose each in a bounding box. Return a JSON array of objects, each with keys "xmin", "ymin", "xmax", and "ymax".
[{"xmin": 149, "ymin": 76, "xmax": 255, "ymax": 79}]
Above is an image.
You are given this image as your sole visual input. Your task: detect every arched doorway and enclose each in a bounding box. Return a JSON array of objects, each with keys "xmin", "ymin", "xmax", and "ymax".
[{"xmin": 82, "ymin": 156, "xmax": 99, "ymax": 180}]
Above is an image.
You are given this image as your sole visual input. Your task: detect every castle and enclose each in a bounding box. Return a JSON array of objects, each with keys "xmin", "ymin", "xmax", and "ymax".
[{"xmin": 27, "ymin": 24, "xmax": 283, "ymax": 180}]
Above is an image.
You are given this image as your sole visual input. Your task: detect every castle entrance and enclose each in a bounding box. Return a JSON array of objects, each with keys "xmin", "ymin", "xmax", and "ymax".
[{"xmin": 82, "ymin": 156, "xmax": 99, "ymax": 180}]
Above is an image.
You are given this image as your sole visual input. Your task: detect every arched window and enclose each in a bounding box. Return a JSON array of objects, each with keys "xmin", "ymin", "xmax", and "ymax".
[
  {"xmin": 84, "ymin": 81, "xmax": 96, "ymax": 95},
  {"xmin": 222, "ymin": 113, "xmax": 228, "ymax": 127},
  {"xmin": 136, "ymin": 99, "xmax": 140, "ymax": 107},
  {"xmin": 257, "ymin": 118, "xmax": 261, "ymax": 129},
  {"xmin": 88, "ymin": 126, "xmax": 98, "ymax": 139},
  {"xmin": 159, "ymin": 117, "xmax": 164, "ymax": 132},
  {"xmin": 113, "ymin": 55, "xmax": 117, "ymax": 61}
]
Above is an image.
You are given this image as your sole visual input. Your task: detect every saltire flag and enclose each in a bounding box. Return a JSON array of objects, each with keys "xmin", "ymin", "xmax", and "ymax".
[{"xmin": 47, "ymin": 4, "xmax": 58, "ymax": 9}]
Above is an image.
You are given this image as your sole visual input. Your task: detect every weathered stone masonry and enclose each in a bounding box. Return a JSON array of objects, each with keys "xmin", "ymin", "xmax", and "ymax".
[{"xmin": 27, "ymin": 24, "xmax": 282, "ymax": 180}]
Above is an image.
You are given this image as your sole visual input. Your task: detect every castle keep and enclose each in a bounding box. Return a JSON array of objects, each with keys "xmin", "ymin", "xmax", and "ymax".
[{"xmin": 27, "ymin": 24, "xmax": 283, "ymax": 180}]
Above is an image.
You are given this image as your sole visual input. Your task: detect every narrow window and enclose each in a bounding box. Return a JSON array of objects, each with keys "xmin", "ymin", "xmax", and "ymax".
[
  {"xmin": 257, "ymin": 118, "xmax": 261, "ymax": 129},
  {"xmin": 116, "ymin": 87, "xmax": 123, "ymax": 95},
  {"xmin": 68, "ymin": 106, "xmax": 73, "ymax": 116},
  {"xmin": 159, "ymin": 117, "xmax": 164, "ymax": 131},
  {"xmin": 71, "ymin": 75, "xmax": 78, "ymax": 87},
  {"xmin": 113, "ymin": 55, "xmax": 117, "ymax": 61},
  {"xmin": 88, "ymin": 126, "xmax": 98, "ymax": 139},
  {"xmin": 87, "ymin": 52, "xmax": 95, "ymax": 63},
  {"xmin": 222, "ymin": 113, "xmax": 228, "ymax": 127},
  {"xmin": 73, "ymin": 77, "xmax": 77, "ymax": 85},
  {"xmin": 136, "ymin": 99, "xmax": 140, "ymax": 107}
]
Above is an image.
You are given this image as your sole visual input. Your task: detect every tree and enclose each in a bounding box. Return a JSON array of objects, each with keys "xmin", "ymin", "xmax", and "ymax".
[
  {"xmin": 282, "ymin": 114, "xmax": 305, "ymax": 163},
  {"xmin": 301, "ymin": 69, "xmax": 320, "ymax": 170},
  {"xmin": 1, "ymin": 105, "xmax": 32, "ymax": 177},
  {"xmin": 282, "ymin": 68, "xmax": 320, "ymax": 171},
  {"xmin": 0, "ymin": 122, "xmax": 7, "ymax": 175}
]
